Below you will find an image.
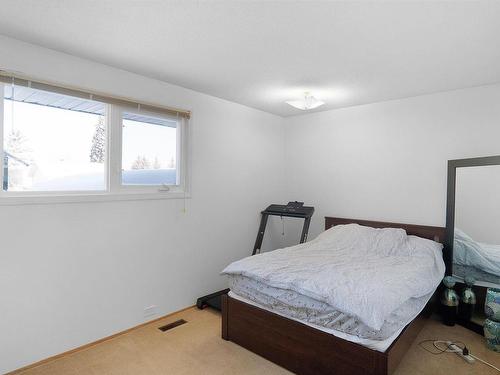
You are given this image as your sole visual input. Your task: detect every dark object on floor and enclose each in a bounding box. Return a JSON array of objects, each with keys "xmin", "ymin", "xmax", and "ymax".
[
  {"xmin": 441, "ymin": 276, "xmax": 459, "ymax": 326},
  {"xmin": 158, "ymin": 319, "xmax": 187, "ymax": 332},
  {"xmin": 196, "ymin": 289, "xmax": 230, "ymax": 310},
  {"xmin": 196, "ymin": 201, "xmax": 315, "ymax": 311},
  {"xmin": 458, "ymin": 277, "xmax": 476, "ymax": 322}
]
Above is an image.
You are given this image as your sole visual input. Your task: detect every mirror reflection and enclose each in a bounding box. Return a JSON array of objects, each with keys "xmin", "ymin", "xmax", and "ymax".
[{"xmin": 453, "ymin": 165, "xmax": 500, "ymax": 287}]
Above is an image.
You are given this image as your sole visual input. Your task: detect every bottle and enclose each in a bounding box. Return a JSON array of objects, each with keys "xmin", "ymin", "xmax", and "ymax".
[
  {"xmin": 441, "ymin": 276, "xmax": 459, "ymax": 326},
  {"xmin": 458, "ymin": 276, "xmax": 476, "ymax": 321}
]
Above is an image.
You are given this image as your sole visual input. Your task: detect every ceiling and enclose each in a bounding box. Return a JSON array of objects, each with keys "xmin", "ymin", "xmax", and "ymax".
[{"xmin": 0, "ymin": 1, "xmax": 499, "ymax": 117}]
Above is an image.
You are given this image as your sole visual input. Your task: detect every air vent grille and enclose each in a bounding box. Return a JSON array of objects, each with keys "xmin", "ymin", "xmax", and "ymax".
[{"xmin": 158, "ymin": 319, "xmax": 187, "ymax": 332}]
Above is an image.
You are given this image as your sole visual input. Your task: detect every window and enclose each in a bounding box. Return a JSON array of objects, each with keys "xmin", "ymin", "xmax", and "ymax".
[
  {"xmin": 121, "ymin": 112, "xmax": 179, "ymax": 187},
  {"xmin": 2, "ymin": 85, "xmax": 107, "ymax": 192},
  {"xmin": 0, "ymin": 75, "xmax": 189, "ymax": 202}
]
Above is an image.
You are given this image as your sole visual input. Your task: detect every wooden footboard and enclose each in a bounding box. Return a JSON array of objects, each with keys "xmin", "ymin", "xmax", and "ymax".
[{"xmin": 222, "ymin": 294, "xmax": 430, "ymax": 375}]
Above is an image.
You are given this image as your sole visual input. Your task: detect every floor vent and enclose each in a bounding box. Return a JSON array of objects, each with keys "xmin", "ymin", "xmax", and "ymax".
[{"xmin": 158, "ymin": 319, "xmax": 187, "ymax": 332}]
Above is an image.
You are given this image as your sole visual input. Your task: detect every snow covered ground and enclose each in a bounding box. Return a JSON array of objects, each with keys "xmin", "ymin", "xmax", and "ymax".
[{"xmin": 31, "ymin": 169, "xmax": 177, "ymax": 190}]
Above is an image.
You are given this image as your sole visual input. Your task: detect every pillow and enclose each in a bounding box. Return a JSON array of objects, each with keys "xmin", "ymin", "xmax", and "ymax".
[
  {"xmin": 454, "ymin": 228, "xmax": 475, "ymax": 243},
  {"xmin": 317, "ymin": 223, "xmax": 409, "ymax": 255},
  {"xmin": 453, "ymin": 228, "xmax": 477, "ymax": 265},
  {"xmin": 407, "ymin": 235, "xmax": 444, "ymax": 258}
]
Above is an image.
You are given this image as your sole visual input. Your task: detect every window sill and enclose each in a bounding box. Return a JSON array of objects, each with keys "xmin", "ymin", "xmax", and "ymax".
[{"xmin": 0, "ymin": 191, "xmax": 190, "ymax": 206}]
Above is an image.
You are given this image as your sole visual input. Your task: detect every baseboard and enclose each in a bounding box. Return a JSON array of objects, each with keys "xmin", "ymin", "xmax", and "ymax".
[{"xmin": 7, "ymin": 305, "xmax": 195, "ymax": 374}]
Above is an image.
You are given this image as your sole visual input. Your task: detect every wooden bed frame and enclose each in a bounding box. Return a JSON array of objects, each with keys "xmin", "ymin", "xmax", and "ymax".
[{"xmin": 222, "ymin": 216, "xmax": 446, "ymax": 375}]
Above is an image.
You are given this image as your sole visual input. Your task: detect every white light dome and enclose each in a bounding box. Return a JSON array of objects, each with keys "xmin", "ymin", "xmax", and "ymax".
[{"xmin": 286, "ymin": 92, "xmax": 324, "ymax": 110}]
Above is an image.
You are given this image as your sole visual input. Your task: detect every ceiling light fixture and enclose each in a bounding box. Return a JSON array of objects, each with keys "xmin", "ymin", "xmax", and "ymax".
[{"xmin": 286, "ymin": 92, "xmax": 325, "ymax": 110}]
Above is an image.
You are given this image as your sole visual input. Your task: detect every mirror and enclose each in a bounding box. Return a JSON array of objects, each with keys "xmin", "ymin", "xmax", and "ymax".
[
  {"xmin": 454, "ymin": 165, "xmax": 500, "ymax": 287},
  {"xmin": 446, "ymin": 155, "xmax": 500, "ymax": 332}
]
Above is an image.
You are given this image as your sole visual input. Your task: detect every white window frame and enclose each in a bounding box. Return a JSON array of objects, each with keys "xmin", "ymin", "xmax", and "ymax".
[
  {"xmin": 113, "ymin": 106, "xmax": 189, "ymax": 195},
  {"xmin": 0, "ymin": 83, "xmax": 190, "ymax": 205}
]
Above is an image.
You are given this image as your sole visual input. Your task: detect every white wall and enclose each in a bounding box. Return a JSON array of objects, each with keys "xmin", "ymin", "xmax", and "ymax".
[
  {"xmin": 3, "ymin": 33, "xmax": 500, "ymax": 374},
  {"xmin": 0, "ymin": 36, "xmax": 285, "ymax": 373},
  {"xmin": 455, "ymin": 165, "xmax": 500, "ymax": 244},
  {"xmin": 284, "ymin": 85, "xmax": 500, "ymax": 241}
]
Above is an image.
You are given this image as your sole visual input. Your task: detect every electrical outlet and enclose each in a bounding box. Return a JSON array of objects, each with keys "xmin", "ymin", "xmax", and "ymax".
[{"xmin": 144, "ymin": 305, "xmax": 157, "ymax": 318}]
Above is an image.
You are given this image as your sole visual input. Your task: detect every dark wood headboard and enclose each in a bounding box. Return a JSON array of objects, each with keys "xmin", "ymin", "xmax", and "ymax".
[{"xmin": 325, "ymin": 216, "xmax": 446, "ymax": 243}]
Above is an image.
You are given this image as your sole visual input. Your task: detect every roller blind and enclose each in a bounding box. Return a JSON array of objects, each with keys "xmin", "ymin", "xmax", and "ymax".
[{"xmin": 0, "ymin": 71, "xmax": 191, "ymax": 119}]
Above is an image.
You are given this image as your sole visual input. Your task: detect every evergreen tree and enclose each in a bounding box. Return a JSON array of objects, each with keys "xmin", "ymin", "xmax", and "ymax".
[
  {"xmin": 6, "ymin": 129, "xmax": 30, "ymax": 156},
  {"xmin": 131, "ymin": 155, "xmax": 151, "ymax": 170},
  {"xmin": 153, "ymin": 156, "xmax": 161, "ymax": 169},
  {"xmin": 167, "ymin": 156, "xmax": 175, "ymax": 168},
  {"xmin": 4, "ymin": 129, "xmax": 33, "ymax": 189},
  {"xmin": 90, "ymin": 116, "xmax": 105, "ymax": 163}
]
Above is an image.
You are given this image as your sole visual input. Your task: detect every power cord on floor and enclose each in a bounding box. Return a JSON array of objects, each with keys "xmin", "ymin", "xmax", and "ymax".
[
  {"xmin": 418, "ymin": 339, "xmax": 500, "ymax": 373},
  {"xmin": 470, "ymin": 353, "xmax": 500, "ymax": 373}
]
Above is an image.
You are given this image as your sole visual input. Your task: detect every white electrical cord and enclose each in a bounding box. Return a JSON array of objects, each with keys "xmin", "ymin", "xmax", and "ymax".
[
  {"xmin": 470, "ymin": 353, "xmax": 500, "ymax": 373},
  {"xmin": 433, "ymin": 341, "xmax": 474, "ymax": 363},
  {"xmin": 420, "ymin": 340, "xmax": 500, "ymax": 373},
  {"xmin": 433, "ymin": 340, "xmax": 464, "ymax": 353}
]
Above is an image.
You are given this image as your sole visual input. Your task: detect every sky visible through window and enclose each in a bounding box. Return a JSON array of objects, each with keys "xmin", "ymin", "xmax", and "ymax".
[
  {"xmin": 3, "ymin": 98, "xmax": 177, "ymax": 191},
  {"xmin": 122, "ymin": 114, "xmax": 177, "ymax": 183}
]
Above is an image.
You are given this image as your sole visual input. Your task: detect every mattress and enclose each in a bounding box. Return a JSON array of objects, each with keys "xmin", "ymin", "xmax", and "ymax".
[
  {"xmin": 228, "ymin": 290, "xmax": 428, "ymax": 352},
  {"xmin": 453, "ymin": 264, "xmax": 500, "ymax": 285},
  {"xmin": 222, "ymin": 223, "xmax": 445, "ymax": 352},
  {"xmin": 222, "ymin": 224, "xmax": 445, "ymax": 332},
  {"xmin": 228, "ymin": 274, "xmax": 432, "ymax": 341},
  {"xmin": 454, "ymin": 228, "xmax": 500, "ymax": 276}
]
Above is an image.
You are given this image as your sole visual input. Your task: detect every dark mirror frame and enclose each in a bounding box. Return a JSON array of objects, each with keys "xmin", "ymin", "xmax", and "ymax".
[{"xmin": 445, "ymin": 154, "xmax": 500, "ymax": 334}]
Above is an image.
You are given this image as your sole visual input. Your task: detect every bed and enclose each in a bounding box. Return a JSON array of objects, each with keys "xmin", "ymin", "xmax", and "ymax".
[
  {"xmin": 221, "ymin": 216, "xmax": 446, "ymax": 375},
  {"xmin": 453, "ymin": 228, "xmax": 500, "ymax": 285}
]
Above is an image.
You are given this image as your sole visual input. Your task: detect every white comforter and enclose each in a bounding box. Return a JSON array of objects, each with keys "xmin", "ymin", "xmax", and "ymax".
[
  {"xmin": 222, "ymin": 224, "xmax": 445, "ymax": 331},
  {"xmin": 454, "ymin": 228, "xmax": 500, "ymax": 276}
]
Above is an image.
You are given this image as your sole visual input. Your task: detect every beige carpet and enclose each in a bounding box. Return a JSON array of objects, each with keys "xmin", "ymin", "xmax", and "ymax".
[{"xmin": 12, "ymin": 308, "xmax": 500, "ymax": 375}]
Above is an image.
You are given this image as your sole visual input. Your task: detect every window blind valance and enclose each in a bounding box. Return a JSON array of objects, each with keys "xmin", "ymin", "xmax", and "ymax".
[{"xmin": 0, "ymin": 71, "xmax": 191, "ymax": 119}]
